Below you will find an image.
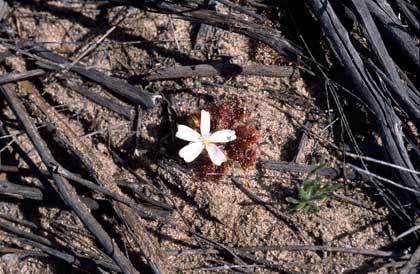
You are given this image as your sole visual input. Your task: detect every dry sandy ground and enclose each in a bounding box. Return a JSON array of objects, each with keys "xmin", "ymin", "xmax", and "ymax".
[{"xmin": 0, "ymin": 2, "xmax": 394, "ymax": 274}]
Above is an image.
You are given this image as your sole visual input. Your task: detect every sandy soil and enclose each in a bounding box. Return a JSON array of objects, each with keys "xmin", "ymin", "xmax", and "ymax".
[{"xmin": 0, "ymin": 2, "xmax": 394, "ymax": 274}]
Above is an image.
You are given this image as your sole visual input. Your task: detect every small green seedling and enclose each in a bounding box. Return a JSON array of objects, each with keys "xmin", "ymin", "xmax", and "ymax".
[{"xmin": 286, "ymin": 164, "xmax": 342, "ymax": 211}]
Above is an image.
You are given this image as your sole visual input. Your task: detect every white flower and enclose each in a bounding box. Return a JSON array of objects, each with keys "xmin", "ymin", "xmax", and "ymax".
[{"xmin": 176, "ymin": 110, "xmax": 237, "ymax": 166}]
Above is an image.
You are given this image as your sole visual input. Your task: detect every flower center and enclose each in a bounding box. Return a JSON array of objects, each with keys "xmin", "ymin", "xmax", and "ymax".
[{"xmin": 201, "ymin": 136, "xmax": 211, "ymax": 145}]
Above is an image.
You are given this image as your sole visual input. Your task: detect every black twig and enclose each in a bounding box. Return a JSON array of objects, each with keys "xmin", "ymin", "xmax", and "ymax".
[
  {"xmin": 304, "ymin": 0, "xmax": 420, "ymax": 206},
  {"xmin": 0, "ymin": 69, "xmax": 46, "ymax": 84},
  {"xmin": 0, "ymin": 83, "xmax": 138, "ymax": 274},
  {"xmin": 55, "ymin": 165, "xmax": 170, "ymax": 221},
  {"xmin": 165, "ymin": 244, "xmax": 406, "ymax": 259},
  {"xmin": 21, "ymin": 239, "xmax": 121, "ymax": 273},
  {"xmin": 260, "ymin": 160, "xmax": 366, "ymax": 181},
  {"xmin": 231, "ymin": 176, "xmax": 309, "ymax": 244},
  {"xmin": 62, "ymin": 80, "xmax": 135, "ymax": 120},
  {"xmin": 0, "ymin": 180, "xmax": 43, "ymax": 200},
  {"xmin": 145, "ymin": 62, "xmax": 295, "ymax": 81},
  {"xmin": 7, "ymin": 40, "xmax": 160, "ymax": 108}
]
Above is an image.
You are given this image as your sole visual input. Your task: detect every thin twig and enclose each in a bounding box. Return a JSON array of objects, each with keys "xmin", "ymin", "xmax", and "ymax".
[
  {"xmin": 0, "ymin": 83, "xmax": 138, "ymax": 274},
  {"xmin": 145, "ymin": 63, "xmax": 295, "ymax": 81},
  {"xmin": 18, "ymin": 78, "xmax": 170, "ymax": 274},
  {"xmin": 399, "ymin": 245, "xmax": 420, "ymax": 274},
  {"xmin": 64, "ymin": 26, "xmax": 116, "ymax": 72},
  {"xmin": 231, "ymin": 176, "xmax": 310, "ymax": 244},
  {"xmin": 0, "ymin": 69, "xmax": 46, "ymax": 84},
  {"xmin": 0, "ymin": 180, "xmax": 43, "ymax": 200},
  {"xmin": 395, "ymin": 224, "xmax": 420, "ymax": 241},
  {"xmin": 54, "ymin": 165, "xmax": 170, "ymax": 221},
  {"xmin": 165, "ymin": 244, "xmax": 406, "ymax": 259}
]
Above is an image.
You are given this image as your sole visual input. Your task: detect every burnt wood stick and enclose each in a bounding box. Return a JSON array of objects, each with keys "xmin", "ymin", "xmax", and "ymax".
[
  {"xmin": 292, "ymin": 121, "xmax": 312, "ymax": 163},
  {"xmin": 0, "ymin": 164, "xmax": 49, "ymax": 177},
  {"xmin": 0, "ymin": 84, "xmax": 138, "ymax": 274},
  {"xmin": 215, "ymin": 0, "xmax": 266, "ymax": 22},
  {"xmin": 18, "ymin": 79, "xmax": 171, "ymax": 274},
  {"xmin": 399, "ymin": 244, "xmax": 420, "ymax": 274},
  {"xmin": 78, "ymin": 196, "xmax": 100, "ymax": 211},
  {"xmin": 62, "ymin": 80, "xmax": 135, "ymax": 120},
  {"xmin": 392, "ymin": 0, "xmax": 419, "ymax": 31},
  {"xmin": 405, "ymin": 1, "xmax": 419, "ymax": 13},
  {"xmin": 192, "ymin": 23, "xmax": 215, "ymax": 51},
  {"xmin": 110, "ymin": 149, "xmax": 175, "ymax": 211},
  {"xmin": 145, "ymin": 63, "xmax": 295, "ymax": 81},
  {"xmin": 0, "ymin": 0, "xmax": 8, "ymax": 21},
  {"xmin": 0, "ymin": 218, "xmax": 52, "ymax": 246},
  {"xmin": 134, "ymin": 106, "xmax": 143, "ymax": 156},
  {"xmin": 0, "ymin": 163, "xmax": 169, "ymax": 212},
  {"xmin": 260, "ymin": 160, "xmax": 367, "ymax": 181},
  {"xmin": 0, "ymin": 249, "xmax": 48, "ymax": 260},
  {"xmin": 0, "ymin": 69, "xmax": 46, "ymax": 84},
  {"xmin": 18, "ymin": 41, "xmax": 159, "ymax": 108},
  {"xmin": 366, "ymin": 59, "xmax": 420, "ymax": 120},
  {"xmin": 22, "ymin": 239, "xmax": 121, "ymax": 273},
  {"xmin": 350, "ymin": 0, "xmax": 420, "ymax": 128},
  {"xmin": 304, "ymin": 0, "xmax": 420, "ymax": 204},
  {"xmin": 243, "ymin": 0, "xmax": 269, "ymax": 9},
  {"xmin": 0, "ymin": 119, "xmax": 51, "ymax": 187},
  {"xmin": 192, "ymin": 0, "xmax": 216, "ymax": 50},
  {"xmin": 0, "ymin": 164, "xmax": 19, "ymax": 173},
  {"xmin": 0, "ymin": 180, "xmax": 43, "ymax": 200},
  {"xmin": 231, "ymin": 176, "xmax": 310, "ymax": 246},
  {"xmin": 165, "ymin": 244, "xmax": 403, "ymax": 258},
  {"xmin": 0, "ymin": 212, "xmax": 38, "ymax": 229},
  {"xmin": 55, "ymin": 165, "xmax": 170, "ymax": 221},
  {"xmin": 1, "ymin": 116, "xmax": 99, "ymax": 211},
  {"xmin": 116, "ymin": 181, "xmax": 173, "ymax": 211},
  {"xmin": 366, "ymin": 0, "xmax": 420, "ymax": 72},
  {"xmin": 154, "ymin": 159, "xmax": 295, "ymax": 272},
  {"xmin": 0, "ymin": 165, "xmax": 99, "ymax": 210},
  {"xmin": 119, "ymin": 0, "xmax": 304, "ymax": 60}
]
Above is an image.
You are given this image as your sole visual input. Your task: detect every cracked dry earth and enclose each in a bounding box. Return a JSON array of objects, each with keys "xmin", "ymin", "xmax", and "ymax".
[{"xmin": 0, "ymin": 2, "xmax": 394, "ymax": 274}]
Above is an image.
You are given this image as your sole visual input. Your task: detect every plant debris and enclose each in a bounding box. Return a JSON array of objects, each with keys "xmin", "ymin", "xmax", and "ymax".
[{"xmin": 0, "ymin": 0, "xmax": 418, "ymax": 273}]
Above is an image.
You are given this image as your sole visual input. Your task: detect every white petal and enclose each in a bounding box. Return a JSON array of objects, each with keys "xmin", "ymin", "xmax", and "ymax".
[
  {"xmin": 209, "ymin": 130, "xmax": 237, "ymax": 143},
  {"xmin": 176, "ymin": 125, "xmax": 201, "ymax": 142},
  {"xmin": 179, "ymin": 142, "xmax": 204, "ymax": 163},
  {"xmin": 205, "ymin": 144, "xmax": 227, "ymax": 166},
  {"xmin": 200, "ymin": 110, "xmax": 210, "ymax": 136}
]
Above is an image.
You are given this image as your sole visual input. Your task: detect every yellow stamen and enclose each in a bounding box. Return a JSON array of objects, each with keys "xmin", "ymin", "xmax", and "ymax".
[{"xmin": 201, "ymin": 137, "xmax": 211, "ymax": 145}]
